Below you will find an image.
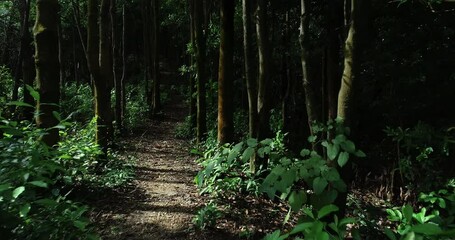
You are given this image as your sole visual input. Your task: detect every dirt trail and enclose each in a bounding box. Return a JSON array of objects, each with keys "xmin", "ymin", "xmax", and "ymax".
[{"xmin": 93, "ymin": 99, "xmax": 235, "ymax": 240}]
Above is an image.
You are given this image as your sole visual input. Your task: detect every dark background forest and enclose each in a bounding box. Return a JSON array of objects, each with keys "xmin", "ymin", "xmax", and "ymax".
[{"xmin": 0, "ymin": 0, "xmax": 454, "ymax": 239}]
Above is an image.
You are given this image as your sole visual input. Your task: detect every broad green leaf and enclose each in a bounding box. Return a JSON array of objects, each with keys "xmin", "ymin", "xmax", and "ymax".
[
  {"xmin": 411, "ymin": 223, "xmax": 442, "ymax": 235},
  {"xmin": 339, "ymin": 217, "xmax": 356, "ymax": 226},
  {"xmin": 332, "ymin": 179, "xmax": 347, "ymax": 192},
  {"xmin": 35, "ymin": 198, "xmax": 57, "ymax": 207},
  {"xmin": 227, "ymin": 150, "xmax": 238, "ymax": 163},
  {"xmin": 337, "ymin": 152, "xmax": 349, "ymax": 167},
  {"xmin": 12, "ymin": 186, "xmax": 25, "ymax": 199},
  {"xmin": 384, "ymin": 228, "xmax": 397, "ymax": 240},
  {"xmin": 317, "ymin": 204, "xmax": 339, "ymax": 219},
  {"xmin": 19, "ymin": 203, "xmax": 31, "ymax": 218},
  {"xmin": 403, "ymin": 232, "xmax": 415, "ymax": 240},
  {"xmin": 290, "ymin": 223, "xmax": 313, "ymax": 235},
  {"xmin": 403, "ymin": 204, "xmax": 413, "ymax": 222},
  {"xmin": 340, "ymin": 140, "xmax": 355, "ymax": 153},
  {"xmin": 289, "ymin": 191, "xmax": 307, "ymax": 212},
  {"xmin": 29, "ymin": 181, "xmax": 48, "ymax": 188},
  {"xmin": 280, "ymin": 170, "xmax": 296, "ymax": 188},
  {"xmin": 333, "ymin": 134, "xmax": 347, "ymax": 145},
  {"xmin": 246, "ymin": 138, "xmax": 258, "ymax": 147},
  {"xmin": 327, "ymin": 143, "xmax": 340, "ymax": 160},
  {"xmin": 313, "ymin": 177, "xmax": 328, "ymax": 195},
  {"xmin": 322, "ymin": 168, "xmax": 340, "ymax": 182},
  {"xmin": 241, "ymin": 147, "xmax": 255, "ymax": 163},
  {"xmin": 232, "ymin": 142, "xmax": 244, "ymax": 153},
  {"xmin": 272, "ymin": 165, "xmax": 286, "ymax": 175}
]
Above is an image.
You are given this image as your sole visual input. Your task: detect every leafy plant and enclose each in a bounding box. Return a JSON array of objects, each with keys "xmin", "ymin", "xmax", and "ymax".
[{"xmin": 192, "ymin": 202, "xmax": 222, "ymax": 230}]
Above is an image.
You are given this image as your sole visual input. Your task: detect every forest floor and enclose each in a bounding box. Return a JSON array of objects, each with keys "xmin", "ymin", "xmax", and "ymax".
[
  {"xmin": 88, "ymin": 96, "xmax": 390, "ymax": 239},
  {"xmin": 90, "ymin": 97, "xmax": 240, "ymax": 239}
]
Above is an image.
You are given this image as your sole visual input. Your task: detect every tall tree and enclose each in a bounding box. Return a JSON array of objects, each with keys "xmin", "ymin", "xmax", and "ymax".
[
  {"xmin": 151, "ymin": 0, "xmax": 161, "ymax": 114},
  {"xmin": 300, "ymin": 0, "xmax": 319, "ymax": 136},
  {"xmin": 87, "ymin": 0, "xmax": 113, "ymax": 153},
  {"xmin": 34, "ymin": 0, "xmax": 60, "ymax": 146},
  {"xmin": 217, "ymin": 0, "xmax": 235, "ymax": 144},
  {"xmin": 242, "ymin": 0, "xmax": 257, "ymax": 139},
  {"xmin": 194, "ymin": 0, "xmax": 207, "ymax": 143},
  {"xmin": 256, "ymin": 0, "xmax": 271, "ymax": 140}
]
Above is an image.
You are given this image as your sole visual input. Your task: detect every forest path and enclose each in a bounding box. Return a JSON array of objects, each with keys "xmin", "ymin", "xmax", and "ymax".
[{"xmin": 93, "ymin": 98, "xmax": 232, "ymax": 240}]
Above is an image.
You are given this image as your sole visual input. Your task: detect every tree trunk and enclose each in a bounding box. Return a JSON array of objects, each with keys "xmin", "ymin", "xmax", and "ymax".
[
  {"xmin": 34, "ymin": 0, "xmax": 60, "ymax": 146},
  {"xmin": 256, "ymin": 0, "xmax": 271, "ymax": 141},
  {"xmin": 300, "ymin": 0, "xmax": 319, "ymax": 135},
  {"xmin": 120, "ymin": 5, "xmax": 126, "ymax": 132},
  {"xmin": 152, "ymin": 0, "xmax": 161, "ymax": 114},
  {"xmin": 337, "ymin": 0, "xmax": 358, "ymax": 126},
  {"xmin": 141, "ymin": 0, "xmax": 151, "ymax": 107},
  {"xmin": 242, "ymin": 0, "xmax": 257, "ymax": 139},
  {"xmin": 188, "ymin": 0, "xmax": 197, "ymax": 132},
  {"xmin": 111, "ymin": 0, "xmax": 122, "ymax": 133},
  {"xmin": 194, "ymin": 0, "xmax": 207, "ymax": 143},
  {"xmin": 22, "ymin": 0, "xmax": 35, "ymax": 120},
  {"xmin": 217, "ymin": 0, "xmax": 235, "ymax": 144}
]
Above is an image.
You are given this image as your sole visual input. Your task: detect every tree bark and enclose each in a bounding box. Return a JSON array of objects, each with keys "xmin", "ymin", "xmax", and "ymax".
[
  {"xmin": 242, "ymin": 0, "xmax": 257, "ymax": 139},
  {"xmin": 152, "ymin": 0, "xmax": 161, "ymax": 114},
  {"xmin": 217, "ymin": 0, "xmax": 235, "ymax": 144},
  {"xmin": 194, "ymin": 0, "xmax": 207, "ymax": 143},
  {"xmin": 300, "ymin": 0, "xmax": 319, "ymax": 135},
  {"xmin": 111, "ymin": 0, "xmax": 122, "ymax": 133},
  {"xmin": 34, "ymin": 0, "xmax": 60, "ymax": 146},
  {"xmin": 120, "ymin": 5, "xmax": 126, "ymax": 132},
  {"xmin": 256, "ymin": 0, "xmax": 271, "ymax": 141}
]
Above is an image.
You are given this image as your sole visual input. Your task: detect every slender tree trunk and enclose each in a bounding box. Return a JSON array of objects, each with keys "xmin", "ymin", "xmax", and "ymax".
[
  {"xmin": 120, "ymin": 5, "xmax": 126, "ymax": 131},
  {"xmin": 152, "ymin": 0, "xmax": 161, "ymax": 114},
  {"xmin": 242, "ymin": 0, "xmax": 257, "ymax": 139},
  {"xmin": 12, "ymin": 0, "xmax": 31, "ymax": 105},
  {"xmin": 111, "ymin": 0, "xmax": 122, "ymax": 133},
  {"xmin": 300, "ymin": 0, "xmax": 319, "ymax": 135},
  {"xmin": 34, "ymin": 0, "xmax": 60, "ymax": 146},
  {"xmin": 327, "ymin": 0, "xmax": 343, "ymax": 122},
  {"xmin": 58, "ymin": 19, "xmax": 64, "ymax": 101},
  {"xmin": 188, "ymin": 0, "xmax": 197, "ymax": 132},
  {"xmin": 22, "ymin": 0, "xmax": 35, "ymax": 120},
  {"xmin": 256, "ymin": 0, "xmax": 271, "ymax": 141},
  {"xmin": 141, "ymin": 0, "xmax": 151, "ymax": 107},
  {"xmin": 217, "ymin": 0, "xmax": 235, "ymax": 144},
  {"xmin": 194, "ymin": 0, "xmax": 207, "ymax": 143}
]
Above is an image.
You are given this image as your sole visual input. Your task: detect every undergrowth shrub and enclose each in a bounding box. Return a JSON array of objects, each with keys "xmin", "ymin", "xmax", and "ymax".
[
  {"xmin": 385, "ymin": 122, "xmax": 455, "ymax": 192},
  {"xmin": 60, "ymin": 83, "xmax": 94, "ymax": 122},
  {"xmin": 124, "ymin": 84, "xmax": 149, "ymax": 129}
]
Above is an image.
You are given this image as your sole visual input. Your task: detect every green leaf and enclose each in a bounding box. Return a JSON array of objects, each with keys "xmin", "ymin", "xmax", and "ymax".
[
  {"xmin": 0, "ymin": 184, "xmax": 11, "ymax": 193},
  {"xmin": 26, "ymin": 84, "xmax": 40, "ymax": 101},
  {"xmin": 384, "ymin": 228, "xmax": 397, "ymax": 240},
  {"xmin": 403, "ymin": 204, "xmax": 413, "ymax": 222},
  {"xmin": 300, "ymin": 149, "xmax": 311, "ymax": 157},
  {"xmin": 1, "ymin": 127, "xmax": 24, "ymax": 136},
  {"xmin": 327, "ymin": 143, "xmax": 340, "ymax": 160},
  {"xmin": 337, "ymin": 152, "xmax": 349, "ymax": 167},
  {"xmin": 6, "ymin": 101, "xmax": 34, "ymax": 108},
  {"xmin": 29, "ymin": 181, "xmax": 48, "ymax": 188},
  {"xmin": 290, "ymin": 223, "xmax": 313, "ymax": 235},
  {"xmin": 317, "ymin": 204, "xmax": 339, "ymax": 219},
  {"xmin": 339, "ymin": 217, "xmax": 356, "ymax": 226},
  {"xmin": 260, "ymin": 138, "xmax": 273, "ymax": 145},
  {"xmin": 322, "ymin": 168, "xmax": 340, "ymax": 182},
  {"xmin": 289, "ymin": 191, "xmax": 307, "ymax": 212},
  {"xmin": 19, "ymin": 203, "xmax": 31, "ymax": 218},
  {"xmin": 354, "ymin": 150, "xmax": 366, "ymax": 158},
  {"xmin": 232, "ymin": 142, "xmax": 244, "ymax": 153},
  {"xmin": 313, "ymin": 177, "xmax": 328, "ymax": 195},
  {"xmin": 242, "ymin": 147, "xmax": 255, "ymax": 162},
  {"xmin": 12, "ymin": 186, "xmax": 25, "ymax": 199},
  {"xmin": 340, "ymin": 140, "xmax": 355, "ymax": 153},
  {"xmin": 74, "ymin": 220, "xmax": 89, "ymax": 230},
  {"xmin": 246, "ymin": 138, "xmax": 258, "ymax": 147},
  {"xmin": 403, "ymin": 232, "xmax": 415, "ymax": 240},
  {"xmin": 316, "ymin": 232, "xmax": 329, "ymax": 240},
  {"xmin": 308, "ymin": 135, "xmax": 317, "ymax": 143},
  {"xmin": 411, "ymin": 223, "xmax": 442, "ymax": 235},
  {"xmin": 333, "ymin": 134, "xmax": 347, "ymax": 145}
]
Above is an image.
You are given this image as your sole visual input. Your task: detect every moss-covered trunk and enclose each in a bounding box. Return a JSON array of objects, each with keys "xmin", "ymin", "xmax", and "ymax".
[{"xmin": 34, "ymin": 0, "xmax": 60, "ymax": 146}]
